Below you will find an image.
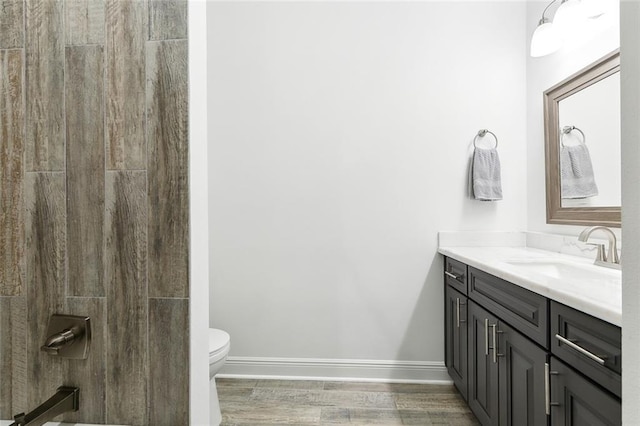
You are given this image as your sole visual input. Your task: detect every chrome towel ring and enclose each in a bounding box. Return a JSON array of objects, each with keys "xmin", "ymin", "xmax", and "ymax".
[
  {"xmin": 473, "ymin": 129, "xmax": 498, "ymax": 149},
  {"xmin": 560, "ymin": 125, "xmax": 586, "ymax": 147}
]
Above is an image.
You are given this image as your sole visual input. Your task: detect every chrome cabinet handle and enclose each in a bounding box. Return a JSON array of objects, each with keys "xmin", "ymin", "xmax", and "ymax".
[
  {"xmin": 445, "ymin": 271, "xmax": 459, "ymax": 280},
  {"xmin": 490, "ymin": 324, "xmax": 497, "ymax": 363},
  {"xmin": 545, "ymin": 362, "xmax": 560, "ymax": 415},
  {"xmin": 490, "ymin": 324, "xmax": 503, "ymax": 363},
  {"xmin": 555, "ymin": 334, "xmax": 606, "ymax": 365},
  {"xmin": 545, "ymin": 362, "xmax": 550, "ymax": 415},
  {"xmin": 455, "ymin": 298, "xmax": 466, "ymax": 328},
  {"xmin": 484, "ymin": 319, "xmax": 489, "ymax": 356}
]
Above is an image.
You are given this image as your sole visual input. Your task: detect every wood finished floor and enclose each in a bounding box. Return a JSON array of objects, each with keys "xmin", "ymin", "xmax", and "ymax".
[{"xmin": 217, "ymin": 379, "xmax": 480, "ymax": 425}]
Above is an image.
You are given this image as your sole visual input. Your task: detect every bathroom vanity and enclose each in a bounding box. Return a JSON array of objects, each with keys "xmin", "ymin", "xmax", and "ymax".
[{"xmin": 439, "ymin": 237, "xmax": 621, "ymax": 426}]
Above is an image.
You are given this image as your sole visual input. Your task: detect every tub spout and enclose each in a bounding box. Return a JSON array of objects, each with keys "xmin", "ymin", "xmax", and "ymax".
[{"xmin": 10, "ymin": 386, "xmax": 79, "ymax": 426}]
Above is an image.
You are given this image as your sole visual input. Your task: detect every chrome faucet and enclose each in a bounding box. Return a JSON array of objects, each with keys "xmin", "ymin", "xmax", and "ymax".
[{"xmin": 578, "ymin": 226, "xmax": 621, "ymax": 269}]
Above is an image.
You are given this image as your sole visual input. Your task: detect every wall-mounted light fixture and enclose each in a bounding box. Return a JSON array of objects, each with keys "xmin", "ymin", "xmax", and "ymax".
[
  {"xmin": 530, "ymin": 0, "xmax": 614, "ymax": 58},
  {"xmin": 531, "ymin": 15, "xmax": 562, "ymax": 57}
]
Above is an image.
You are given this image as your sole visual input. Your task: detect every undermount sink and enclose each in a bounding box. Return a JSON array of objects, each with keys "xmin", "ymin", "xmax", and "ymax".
[{"xmin": 502, "ymin": 258, "xmax": 619, "ymax": 281}]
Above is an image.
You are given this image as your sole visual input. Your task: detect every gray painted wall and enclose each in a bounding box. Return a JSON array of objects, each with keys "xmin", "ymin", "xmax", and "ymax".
[{"xmin": 208, "ymin": 1, "xmax": 528, "ymax": 378}]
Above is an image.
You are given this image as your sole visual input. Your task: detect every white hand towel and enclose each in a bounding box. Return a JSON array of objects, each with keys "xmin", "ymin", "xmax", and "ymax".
[
  {"xmin": 472, "ymin": 147, "xmax": 503, "ymax": 201},
  {"xmin": 560, "ymin": 144, "xmax": 598, "ymax": 199}
]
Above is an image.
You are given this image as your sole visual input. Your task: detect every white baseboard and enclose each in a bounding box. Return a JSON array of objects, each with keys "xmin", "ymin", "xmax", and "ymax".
[{"xmin": 217, "ymin": 357, "xmax": 452, "ymax": 384}]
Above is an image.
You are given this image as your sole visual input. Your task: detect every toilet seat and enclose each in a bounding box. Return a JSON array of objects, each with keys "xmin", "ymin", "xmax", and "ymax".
[
  {"xmin": 209, "ymin": 329, "xmax": 230, "ymax": 363},
  {"xmin": 208, "ymin": 328, "xmax": 230, "ymax": 426}
]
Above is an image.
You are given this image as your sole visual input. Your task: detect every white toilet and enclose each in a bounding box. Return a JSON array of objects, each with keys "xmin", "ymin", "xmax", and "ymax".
[{"xmin": 209, "ymin": 328, "xmax": 231, "ymax": 425}]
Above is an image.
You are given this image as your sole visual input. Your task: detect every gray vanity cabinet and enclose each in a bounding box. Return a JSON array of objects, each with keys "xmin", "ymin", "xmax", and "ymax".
[
  {"xmin": 445, "ymin": 285, "xmax": 468, "ymax": 400},
  {"xmin": 549, "ymin": 357, "xmax": 621, "ymax": 426},
  {"xmin": 443, "ymin": 257, "xmax": 621, "ymax": 426}
]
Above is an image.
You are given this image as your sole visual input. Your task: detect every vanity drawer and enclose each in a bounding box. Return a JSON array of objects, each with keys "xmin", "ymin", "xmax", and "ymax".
[
  {"xmin": 444, "ymin": 257, "xmax": 467, "ymax": 294},
  {"xmin": 468, "ymin": 267, "xmax": 549, "ymax": 348},
  {"xmin": 551, "ymin": 301, "xmax": 621, "ymax": 398}
]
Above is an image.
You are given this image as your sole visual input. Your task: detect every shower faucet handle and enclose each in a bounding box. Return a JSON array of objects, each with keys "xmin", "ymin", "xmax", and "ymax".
[
  {"xmin": 40, "ymin": 315, "xmax": 91, "ymax": 359},
  {"xmin": 41, "ymin": 328, "xmax": 79, "ymax": 355}
]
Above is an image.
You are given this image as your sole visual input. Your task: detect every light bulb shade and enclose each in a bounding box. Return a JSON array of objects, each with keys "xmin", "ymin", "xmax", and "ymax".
[
  {"xmin": 530, "ymin": 21, "xmax": 562, "ymax": 57},
  {"xmin": 554, "ymin": 0, "xmax": 588, "ymax": 36}
]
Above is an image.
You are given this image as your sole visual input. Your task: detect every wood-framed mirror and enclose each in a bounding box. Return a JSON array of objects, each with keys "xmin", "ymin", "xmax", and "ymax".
[{"xmin": 544, "ymin": 49, "xmax": 620, "ymax": 227}]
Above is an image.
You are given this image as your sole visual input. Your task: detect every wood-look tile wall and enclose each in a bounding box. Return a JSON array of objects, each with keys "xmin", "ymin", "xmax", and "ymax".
[{"xmin": 0, "ymin": 1, "xmax": 189, "ymax": 424}]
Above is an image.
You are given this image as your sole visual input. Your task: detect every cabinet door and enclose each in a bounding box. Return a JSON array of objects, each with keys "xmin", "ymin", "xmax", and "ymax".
[
  {"xmin": 498, "ymin": 321, "xmax": 547, "ymax": 426},
  {"xmin": 550, "ymin": 357, "xmax": 621, "ymax": 426},
  {"xmin": 445, "ymin": 285, "xmax": 468, "ymax": 400},
  {"xmin": 468, "ymin": 301, "xmax": 499, "ymax": 426}
]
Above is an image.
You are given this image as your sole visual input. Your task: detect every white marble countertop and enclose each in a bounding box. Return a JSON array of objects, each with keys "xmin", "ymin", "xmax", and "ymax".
[{"xmin": 438, "ymin": 245, "xmax": 622, "ymax": 326}]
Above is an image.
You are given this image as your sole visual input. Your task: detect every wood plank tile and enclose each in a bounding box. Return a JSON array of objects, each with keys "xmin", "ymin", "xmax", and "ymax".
[
  {"xmin": 217, "ymin": 386, "xmax": 253, "ymax": 403},
  {"xmin": 25, "ymin": 0, "xmax": 65, "ymax": 171},
  {"xmin": 319, "ymin": 407, "xmax": 350, "ymax": 424},
  {"xmin": 255, "ymin": 379, "xmax": 325, "ymax": 390},
  {"xmin": 0, "ymin": 296, "xmax": 27, "ymax": 418},
  {"xmin": 217, "ymin": 379, "xmax": 481, "ymax": 426},
  {"xmin": 347, "ymin": 408, "xmax": 403, "ymax": 424},
  {"xmin": 105, "ymin": 171, "xmax": 148, "ymax": 426},
  {"xmin": 249, "ymin": 388, "xmax": 397, "ymax": 409},
  {"xmin": 221, "ymin": 402, "xmax": 322, "ymax": 425},
  {"xmin": 62, "ymin": 297, "xmax": 107, "ymax": 424},
  {"xmin": 424, "ymin": 411, "xmax": 480, "ymax": 426},
  {"xmin": 394, "ymin": 392, "xmax": 471, "ymax": 412},
  {"xmin": 221, "ymin": 422, "xmax": 321, "ymax": 426},
  {"xmin": 148, "ymin": 298, "xmax": 189, "ymax": 425},
  {"xmin": 0, "ymin": 49, "xmax": 24, "ymax": 296},
  {"xmin": 25, "ymin": 172, "xmax": 67, "ymax": 409},
  {"xmin": 9, "ymin": 297, "xmax": 27, "ymax": 414},
  {"xmin": 65, "ymin": 0, "xmax": 105, "ymax": 46},
  {"xmin": 323, "ymin": 382, "xmax": 459, "ymax": 394},
  {"xmin": 0, "ymin": 1, "xmax": 24, "ymax": 48},
  {"xmin": 399, "ymin": 410, "xmax": 480, "ymax": 426},
  {"xmin": 396, "ymin": 410, "xmax": 434, "ymax": 426},
  {"xmin": 1, "ymin": 311, "xmax": 14, "ymax": 414},
  {"xmin": 148, "ymin": 0, "xmax": 186, "ymax": 41},
  {"xmin": 65, "ymin": 45, "xmax": 105, "ymax": 297},
  {"xmin": 146, "ymin": 40, "xmax": 188, "ymax": 298},
  {"xmin": 217, "ymin": 378, "xmax": 258, "ymax": 388},
  {"xmin": 105, "ymin": 0, "xmax": 147, "ymax": 170}
]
